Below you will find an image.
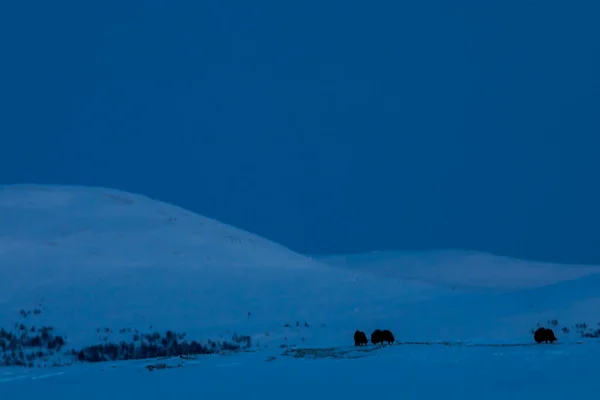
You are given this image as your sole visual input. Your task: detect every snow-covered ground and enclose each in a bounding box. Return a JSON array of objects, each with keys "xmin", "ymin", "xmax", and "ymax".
[
  {"xmin": 1, "ymin": 184, "xmax": 599, "ymax": 398},
  {"xmin": 317, "ymin": 250, "xmax": 600, "ymax": 292},
  {"xmin": 2, "ymin": 341, "xmax": 598, "ymax": 399}
]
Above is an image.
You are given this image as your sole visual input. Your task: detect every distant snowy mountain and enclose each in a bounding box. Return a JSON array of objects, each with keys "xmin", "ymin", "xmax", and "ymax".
[{"xmin": 316, "ymin": 250, "xmax": 600, "ymax": 291}]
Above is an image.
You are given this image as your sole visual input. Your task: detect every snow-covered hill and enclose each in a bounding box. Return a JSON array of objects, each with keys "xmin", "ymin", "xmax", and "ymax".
[
  {"xmin": 317, "ymin": 250, "xmax": 600, "ymax": 291},
  {"xmin": 316, "ymin": 250, "xmax": 600, "ymax": 342},
  {"xmin": 0, "ymin": 184, "xmax": 450, "ymax": 366},
  {"xmin": 1, "ymin": 184, "xmax": 600, "ymax": 397}
]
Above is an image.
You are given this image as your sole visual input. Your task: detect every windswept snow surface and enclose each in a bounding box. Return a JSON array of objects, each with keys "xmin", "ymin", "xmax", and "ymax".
[
  {"xmin": 1, "ymin": 184, "xmax": 599, "ymax": 398},
  {"xmin": 317, "ymin": 251, "xmax": 600, "ymax": 342},
  {"xmin": 1, "ymin": 342, "xmax": 599, "ymax": 399},
  {"xmin": 317, "ymin": 250, "xmax": 600, "ymax": 291},
  {"xmin": 0, "ymin": 185, "xmax": 450, "ymax": 350}
]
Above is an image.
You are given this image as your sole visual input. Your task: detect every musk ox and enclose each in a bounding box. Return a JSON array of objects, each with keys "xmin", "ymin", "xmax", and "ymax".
[
  {"xmin": 354, "ymin": 330, "xmax": 368, "ymax": 346},
  {"xmin": 534, "ymin": 327, "xmax": 557, "ymax": 344},
  {"xmin": 371, "ymin": 329, "xmax": 395, "ymax": 345}
]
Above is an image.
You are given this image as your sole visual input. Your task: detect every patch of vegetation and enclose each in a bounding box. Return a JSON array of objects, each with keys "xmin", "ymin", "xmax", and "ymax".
[
  {"xmin": 0, "ymin": 325, "xmax": 66, "ymax": 367},
  {"xmin": 19, "ymin": 308, "xmax": 42, "ymax": 318},
  {"xmin": 534, "ymin": 320, "xmax": 600, "ymax": 339},
  {"xmin": 575, "ymin": 322, "xmax": 588, "ymax": 330},
  {"xmin": 573, "ymin": 322, "xmax": 600, "ymax": 338},
  {"xmin": 282, "ymin": 346, "xmax": 377, "ymax": 360},
  {"xmin": 72, "ymin": 329, "xmax": 251, "ymax": 363},
  {"xmin": 231, "ymin": 332, "xmax": 251, "ymax": 348},
  {"xmin": 1, "ymin": 309, "xmax": 253, "ymax": 367},
  {"xmin": 581, "ymin": 330, "xmax": 600, "ymax": 338},
  {"xmin": 284, "ymin": 321, "xmax": 310, "ymax": 329}
]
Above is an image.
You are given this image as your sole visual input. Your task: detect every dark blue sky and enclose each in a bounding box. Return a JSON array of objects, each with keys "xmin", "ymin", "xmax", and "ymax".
[{"xmin": 1, "ymin": 1, "xmax": 599, "ymax": 264}]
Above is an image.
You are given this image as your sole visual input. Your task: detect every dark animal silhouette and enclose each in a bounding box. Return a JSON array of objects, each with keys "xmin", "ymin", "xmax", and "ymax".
[
  {"xmin": 381, "ymin": 329, "xmax": 395, "ymax": 344},
  {"xmin": 534, "ymin": 327, "xmax": 557, "ymax": 344},
  {"xmin": 371, "ymin": 329, "xmax": 382, "ymax": 344},
  {"xmin": 371, "ymin": 329, "xmax": 395, "ymax": 345},
  {"xmin": 354, "ymin": 330, "xmax": 368, "ymax": 346}
]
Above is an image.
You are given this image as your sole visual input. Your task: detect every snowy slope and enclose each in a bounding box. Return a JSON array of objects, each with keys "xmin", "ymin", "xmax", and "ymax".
[
  {"xmin": 0, "ymin": 184, "xmax": 450, "ymax": 361},
  {"xmin": 317, "ymin": 250, "xmax": 600, "ymax": 291},
  {"xmin": 315, "ymin": 250, "xmax": 600, "ymax": 343},
  {"xmin": 375, "ymin": 272, "xmax": 600, "ymax": 343},
  {"xmin": 1, "ymin": 184, "xmax": 598, "ymax": 355},
  {"xmin": 1, "ymin": 184, "xmax": 600, "ymax": 398}
]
